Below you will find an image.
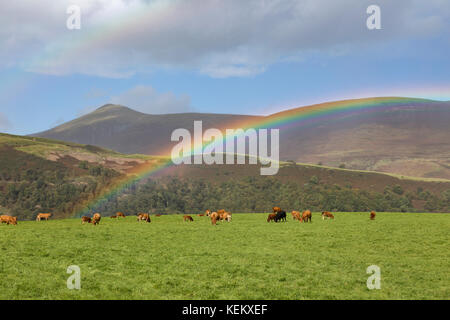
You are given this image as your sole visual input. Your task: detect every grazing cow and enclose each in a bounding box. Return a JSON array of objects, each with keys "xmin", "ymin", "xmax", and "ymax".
[
  {"xmin": 91, "ymin": 213, "xmax": 101, "ymax": 226},
  {"xmin": 155, "ymin": 214, "xmax": 162, "ymax": 217},
  {"xmin": 137, "ymin": 213, "xmax": 151, "ymax": 223},
  {"xmin": 274, "ymin": 210, "xmax": 287, "ymax": 222},
  {"xmin": 210, "ymin": 212, "xmax": 220, "ymax": 225},
  {"xmin": 300, "ymin": 210, "xmax": 312, "ymax": 223},
  {"xmin": 81, "ymin": 216, "xmax": 92, "ymax": 224},
  {"xmin": 272, "ymin": 206, "xmax": 282, "ymax": 214},
  {"xmin": 0, "ymin": 215, "xmax": 17, "ymax": 225},
  {"xmin": 267, "ymin": 213, "xmax": 277, "ymax": 222},
  {"xmin": 183, "ymin": 215, "xmax": 194, "ymax": 222},
  {"xmin": 222, "ymin": 212, "xmax": 232, "ymax": 222},
  {"xmin": 321, "ymin": 211, "xmax": 334, "ymax": 220},
  {"xmin": 291, "ymin": 211, "xmax": 301, "ymax": 221},
  {"xmin": 116, "ymin": 212, "xmax": 126, "ymax": 218},
  {"xmin": 110, "ymin": 215, "xmax": 117, "ymax": 219},
  {"xmin": 36, "ymin": 213, "xmax": 52, "ymax": 221},
  {"xmin": 197, "ymin": 214, "xmax": 205, "ymax": 217},
  {"xmin": 370, "ymin": 211, "xmax": 376, "ymax": 220}
]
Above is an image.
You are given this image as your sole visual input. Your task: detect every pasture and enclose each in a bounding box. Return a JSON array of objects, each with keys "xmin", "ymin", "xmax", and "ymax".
[{"xmin": 0, "ymin": 212, "xmax": 449, "ymax": 300}]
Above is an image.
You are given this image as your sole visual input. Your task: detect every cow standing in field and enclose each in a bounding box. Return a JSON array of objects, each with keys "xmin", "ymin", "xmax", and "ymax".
[
  {"xmin": 91, "ymin": 213, "xmax": 101, "ymax": 226},
  {"xmin": 0, "ymin": 215, "xmax": 17, "ymax": 225},
  {"xmin": 183, "ymin": 215, "xmax": 194, "ymax": 222},
  {"xmin": 155, "ymin": 214, "xmax": 162, "ymax": 217},
  {"xmin": 210, "ymin": 212, "xmax": 220, "ymax": 225},
  {"xmin": 137, "ymin": 213, "xmax": 151, "ymax": 223},
  {"xmin": 197, "ymin": 214, "xmax": 205, "ymax": 217},
  {"xmin": 220, "ymin": 211, "xmax": 232, "ymax": 222},
  {"xmin": 36, "ymin": 213, "xmax": 52, "ymax": 221},
  {"xmin": 321, "ymin": 211, "xmax": 334, "ymax": 220},
  {"xmin": 81, "ymin": 216, "xmax": 92, "ymax": 224},
  {"xmin": 116, "ymin": 212, "xmax": 126, "ymax": 218},
  {"xmin": 291, "ymin": 211, "xmax": 301, "ymax": 221},
  {"xmin": 300, "ymin": 210, "xmax": 312, "ymax": 223},
  {"xmin": 370, "ymin": 211, "xmax": 376, "ymax": 220},
  {"xmin": 272, "ymin": 207, "xmax": 282, "ymax": 214},
  {"xmin": 267, "ymin": 213, "xmax": 277, "ymax": 222},
  {"xmin": 110, "ymin": 215, "xmax": 117, "ymax": 219},
  {"xmin": 274, "ymin": 210, "xmax": 287, "ymax": 222},
  {"xmin": 205, "ymin": 210, "xmax": 211, "ymax": 217}
]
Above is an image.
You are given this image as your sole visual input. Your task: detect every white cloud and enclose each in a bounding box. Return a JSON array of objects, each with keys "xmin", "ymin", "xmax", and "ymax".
[
  {"xmin": 110, "ymin": 85, "xmax": 191, "ymax": 114},
  {"xmin": 0, "ymin": 0, "xmax": 449, "ymax": 78}
]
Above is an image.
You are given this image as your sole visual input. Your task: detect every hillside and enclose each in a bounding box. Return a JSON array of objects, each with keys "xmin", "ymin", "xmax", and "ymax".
[
  {"xmin": 32, "ymin": 97, "xmax": 450, "ymax": 180},
  {"xmin": 1, "ymin": 133, "xmax": 449, "ymax": 220}
]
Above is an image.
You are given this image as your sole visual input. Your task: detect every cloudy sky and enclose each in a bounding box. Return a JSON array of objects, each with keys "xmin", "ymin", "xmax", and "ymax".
[{"xmin": 0, "ymin": 0, "xmax": 449, "ymax": 134}]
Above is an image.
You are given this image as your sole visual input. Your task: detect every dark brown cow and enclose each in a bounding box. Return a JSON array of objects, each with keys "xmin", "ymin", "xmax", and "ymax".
[
  {"xmin": 267, "ymin": 213, "xmax": 277, "ymax": 222},
  {"xmin": 155, "ymin": 214, "xmax": 162, "ymax": 217},
  {"xmin": 197, "ymin": 214, "xmax": 205, "ymax": 217},
  {"xmin": 300, "ymin": 210, "xmax": 312, "ymax": 223},
  {"xmin": 183, "ymin": 215, "xmax": 194, "ymax": 222},
  {"xmin": 370, "ymin": 211, "xmax": 376, "ymax": 220},
  {"xmin": 81, "ymin": 216, "xmax": 92, "ymax": 224},
  {"xmin": 110, "ymin": 215, "xmax": 117, "ymax": 219},
  {"xmin": 321, "ymin": 211, "xmax": 334, "ymax": 220},
  {"xmin": 116, "ymin": 212, "xmax": 126, "ymax": 218},
  {"xmin": 91, "ymin": 213, "xmax": 101, "ymax": 226}
]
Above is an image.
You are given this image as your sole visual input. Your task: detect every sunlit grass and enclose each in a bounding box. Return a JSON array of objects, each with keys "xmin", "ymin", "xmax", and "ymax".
[{"xmin": 0, "ymin": 212, "xmax": 449, "ymax": 299}]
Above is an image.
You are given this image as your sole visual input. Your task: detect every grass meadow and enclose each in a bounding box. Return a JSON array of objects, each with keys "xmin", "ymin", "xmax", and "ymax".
[{"xmin": 0, "ymin": 212, "xmax": 449, "ymax": 300}]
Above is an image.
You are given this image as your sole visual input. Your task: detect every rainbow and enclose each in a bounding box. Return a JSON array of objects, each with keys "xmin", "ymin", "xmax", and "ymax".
[{"xmin": 74, "ymin": 96, "xmax": 446, "ymax": 216}]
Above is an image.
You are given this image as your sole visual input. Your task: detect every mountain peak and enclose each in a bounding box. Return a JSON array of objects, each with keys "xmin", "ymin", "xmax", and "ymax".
[{"xmin": 96, "ymin": 104, "xmax": 129, "ymax": 111}]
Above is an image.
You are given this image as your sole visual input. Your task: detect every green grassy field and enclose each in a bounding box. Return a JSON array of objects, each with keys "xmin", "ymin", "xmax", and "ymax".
[{"xmin": 0, "ymin": 212, "xmax": 449, "ymax": 300}]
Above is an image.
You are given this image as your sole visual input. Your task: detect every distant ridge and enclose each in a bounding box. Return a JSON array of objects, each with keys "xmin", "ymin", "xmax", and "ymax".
[{"xmin": 32, "ymin": 97, "xmax": 450, "ymax": 179}]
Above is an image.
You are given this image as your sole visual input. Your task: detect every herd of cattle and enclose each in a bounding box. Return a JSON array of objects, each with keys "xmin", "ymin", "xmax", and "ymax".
[{"xmin": 0, "ymin": 208, "xmax": 376, "ymax": 226}]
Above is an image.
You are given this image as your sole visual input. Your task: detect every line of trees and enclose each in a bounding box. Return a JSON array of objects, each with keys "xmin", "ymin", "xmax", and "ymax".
[{"xmin": 88, "ymin": 176, "xmax": 450, "ymax": 216}]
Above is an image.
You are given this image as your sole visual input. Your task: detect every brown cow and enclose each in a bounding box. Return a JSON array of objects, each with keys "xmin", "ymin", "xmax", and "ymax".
[
  {"xmin": 36, "ymin": 213, "xmax": 52, "ymax": 221},
  {"xmin": 116, "ymin": 212, "xmax": 126, "ymax": 218},
  {"xmin": 0, "ymin": 215, "xmax": 17, "ymax": 225},
  {"xmin": 300, "ymin": 210, "xmax": 312, "ymax": 223},
  {"xmin": 267, "ymin": 213, "xmax": 277, "ymax": 222},
  {"xmin": 137, "ymin": 213, "xmax": 151, "ymax": 223},
  {"xmin": 183, "ymin": 215, "xmax": 194, "ymax": 222},
  {"xmin": 155, "ymin": 214, "xmax": 162, "ymax": 217},
  {"xmin": 205, "ymin": 209, "xmax": 211, "ymax": 216},
  {"xmin": 110, "ymin": 215, "xmax": 117, "ymax": 219},
  {"xmin": 81, "ymin": 216, "xmax": 92, "ymax": 224},
  {"xmin": 91, "ymin": 213, "xmax": 101, "ymax": 226},
  {"xmin": 222, "ymin": 212, "xmax": 232, "ymax": 222},
  {"xmin": 210, "ymin": 212, "xmax": 220, "ymax": 225},
  {"xmin": 321, "ymin": 211, "xmax": 334, "ymax": 220},
  {"xmin": 370, "ymin": 211, "xmax": 376, "ymax": 220},
  {"xmin": 272, "ymin": 207, "xmax": 282, "ymax": 214},
  {"xmin": 291, "ymin": 211, "xmax": 301, "ymax": 221},
  {"xmin": 197, "ymin": 214, "xmax": 205, "ymax": 217}
]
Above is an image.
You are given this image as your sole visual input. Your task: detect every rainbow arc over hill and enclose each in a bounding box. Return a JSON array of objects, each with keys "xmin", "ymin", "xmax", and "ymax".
[{"xmin": 75, "ymin": 96, "xmax": 446, "ymax": 216}]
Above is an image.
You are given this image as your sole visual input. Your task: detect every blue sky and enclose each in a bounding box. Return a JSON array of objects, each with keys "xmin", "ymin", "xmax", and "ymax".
[{"xmin": 0, "ymin": 0, "xmax": 449, "ymax": 135}]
